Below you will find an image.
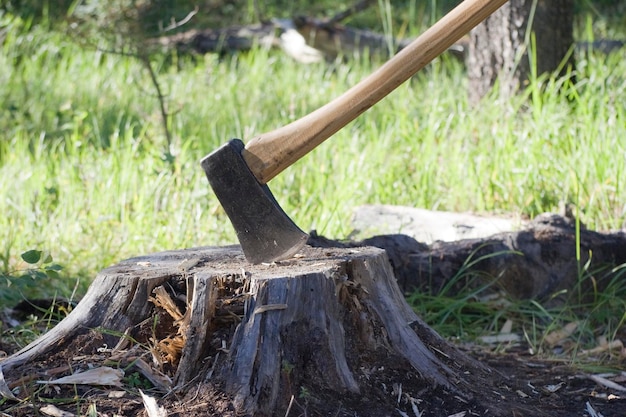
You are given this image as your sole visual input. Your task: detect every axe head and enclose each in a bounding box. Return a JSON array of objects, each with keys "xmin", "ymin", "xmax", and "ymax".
[{"xmin": 201, "ymin": 139, "xmax": 308, "ymax": 264}]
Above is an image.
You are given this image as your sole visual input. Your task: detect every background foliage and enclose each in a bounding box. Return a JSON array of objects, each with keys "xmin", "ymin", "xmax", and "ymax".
[{"xmin": 0, "ymin": 0, "xmax": 625, "ymax": 346}]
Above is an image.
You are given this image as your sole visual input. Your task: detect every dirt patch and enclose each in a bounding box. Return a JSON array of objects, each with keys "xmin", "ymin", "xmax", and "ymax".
[{"xmin": 2, "ymin": 302, "xmax": 625, "ymax": 417}]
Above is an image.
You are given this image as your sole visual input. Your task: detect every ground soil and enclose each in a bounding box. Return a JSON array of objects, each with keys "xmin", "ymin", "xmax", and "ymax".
[{"xmin": 1, "ymin": 298, "xmax": 624, "ymax": 417}]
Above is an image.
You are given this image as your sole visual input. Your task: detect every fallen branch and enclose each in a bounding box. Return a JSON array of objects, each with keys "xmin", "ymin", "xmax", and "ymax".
[{"xmin": 309, "ymin": 212, "xmax": 626, "ymax": 303}]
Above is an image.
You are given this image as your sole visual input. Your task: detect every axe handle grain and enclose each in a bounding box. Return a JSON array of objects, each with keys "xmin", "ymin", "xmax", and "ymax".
[{"xmin": 243, "ymin": 0, "xmax": 508, "ymax": 184}]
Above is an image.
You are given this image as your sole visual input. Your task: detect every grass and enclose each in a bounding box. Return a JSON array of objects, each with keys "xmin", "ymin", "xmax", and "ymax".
[
  {"xmin": 0, "ymin": 7, "xmax": 625, "ymax": 351},
  {"xmin": 408, "ymin": 251, "xmax": 626, "ymax": 365}
]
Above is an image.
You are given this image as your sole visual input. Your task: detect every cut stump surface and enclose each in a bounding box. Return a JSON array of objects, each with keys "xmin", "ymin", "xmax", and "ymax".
[{"xmin": 2, "ymin": 245, "xmax": 534, "ymax": 416}]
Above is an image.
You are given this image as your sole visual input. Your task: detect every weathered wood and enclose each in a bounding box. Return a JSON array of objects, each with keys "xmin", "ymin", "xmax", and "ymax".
[
  {"xmin": 0, "ymin": 267, "xmax": 171, "ymax": 372},
  {"xmin": 352, "ymin": 204, "xmax": 525, "ymax": 244},
  {"xmin": 150, "ymin": 22, "xmax": 278, "ymax": 55},
  {"xmin": 312, "ymin": 212, "xmax": 626, "ymax": 303},
  {"xmin": 174, "ymin": 272, "xmax": 217, "ymax": 386},
  {"xmin": 1, "ymin": 245, "xmax": 527, "ymax": 416},
  {"xmin": 399, "ymin": 215, "xmax": 625, "ymax": 302},
  {"xmin": 292, "ymin": 15, "xmax": 402, "ymax": 60},
  {"xmin": 149, "ymin": 18, "xmax": 468, "ymax": 62}
]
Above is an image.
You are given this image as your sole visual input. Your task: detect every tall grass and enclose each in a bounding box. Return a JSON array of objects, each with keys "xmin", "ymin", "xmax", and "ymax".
[
  {"xmin": 1, "ymin": 11, "xmax": 625, "ymax": 305},
  {"xmin": 409, "ymin": 251, "xmax": 626, "ymax": 358}
]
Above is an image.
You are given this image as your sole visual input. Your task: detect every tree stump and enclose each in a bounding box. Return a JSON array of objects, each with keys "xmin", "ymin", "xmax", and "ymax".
[{"xmin": 0, "ymin": 245, "xmax": 530, "ymax": 416}]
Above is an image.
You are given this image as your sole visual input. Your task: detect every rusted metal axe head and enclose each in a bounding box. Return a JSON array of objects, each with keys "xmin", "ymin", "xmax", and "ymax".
[{"xmin": 202, "ymin": 0, "xmax": 508, "ymax": 264}]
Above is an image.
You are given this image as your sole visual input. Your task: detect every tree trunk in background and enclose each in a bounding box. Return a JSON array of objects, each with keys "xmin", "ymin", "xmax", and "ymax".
[{"xmin": 467, "ymin": 0, "xmax": 575, "ymax": 104}]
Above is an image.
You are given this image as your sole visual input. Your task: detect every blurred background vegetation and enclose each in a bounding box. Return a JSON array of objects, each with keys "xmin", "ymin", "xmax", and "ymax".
[
  {"xmin": 0, "ymin": 0, "xmax": 625, "ymax": 346},
  {"xmin": 2, "ymin": 0, "xmax": 626, "ymax": 33}
]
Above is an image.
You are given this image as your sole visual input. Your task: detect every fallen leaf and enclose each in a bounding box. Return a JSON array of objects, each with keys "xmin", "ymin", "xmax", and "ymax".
[
  {"xmin": 40, "ymin": 404, "xmax": 76, "ymax": 417},
  {"xmin": 37, "ymin": 367, "xmax": 124, "ymax": 387},
  {"xmin": 544, "ymin": 322, "xmax": 578, "ymax": 347},
  {"xmin": 544, "ymin": 382, "xmax": 565, "ymax": 393},
  {"xmin": 140, "ymin": 389, "xmax": 168, "ymax": 417},
  {"xmin": 479, "ymin": 333, "xmax": 522, "ymax": 344},
  {"xmin": 580, "ymin": 339, "xmax": 623, "ymax": 357},
  {"xmin": 108, "ymin": 390, "xmax": 127, "ymax": 398},
  {"xmin": 0, "ymin": 366, "xmax": 18, "ymax": 401},
  {"xmin": 500, "ymin": 319, "xmax": 513, "ymax": 334}
]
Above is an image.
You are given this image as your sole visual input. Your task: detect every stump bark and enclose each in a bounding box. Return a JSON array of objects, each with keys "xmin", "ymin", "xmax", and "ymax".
[{"xmin": 0, "ymin": 245, "xmax": 526, "ymax": 416}]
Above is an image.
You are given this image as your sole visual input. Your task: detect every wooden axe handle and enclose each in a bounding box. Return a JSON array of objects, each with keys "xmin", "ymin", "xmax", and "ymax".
[{"xmin": 243, "ymin": 0, "xmax": 508, "ymax": 183}]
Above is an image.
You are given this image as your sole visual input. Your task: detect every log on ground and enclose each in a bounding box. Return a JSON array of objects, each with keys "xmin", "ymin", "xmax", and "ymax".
[{"xmin": 311, "ymin": 212, "xmax": 626, "ymax": 302}]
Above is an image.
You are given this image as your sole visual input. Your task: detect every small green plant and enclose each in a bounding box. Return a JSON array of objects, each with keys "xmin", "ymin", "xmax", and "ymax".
[
  {"xmin": 0, "ymin": 249, "xmax": 64, "ymax": 305},
  {"xmin": 123, "ymin": 371, "xmax": 153, "ymax": 390},
  {"xmin": 0, "ymin": 249, "xmax": 73, "ymax": 350},
  {"xmin": 281, "ymin": 360, "xmax": 295, "ymax": 375},
  {"xmin": 298, "ymin": 385, "xmax": 311, "ymax": 401}
]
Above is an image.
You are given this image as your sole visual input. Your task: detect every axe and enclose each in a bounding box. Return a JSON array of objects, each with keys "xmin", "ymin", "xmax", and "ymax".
[{"xmin": 202, "ymin": 0, "xmax": 508, "ymax": 263}]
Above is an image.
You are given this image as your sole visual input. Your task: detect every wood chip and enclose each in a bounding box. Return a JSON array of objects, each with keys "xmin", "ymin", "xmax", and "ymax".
[
  {"xmin": 544, "ymin": 322, "xmax": 578, "ymax": 347},
  {"xmin": 39, "ymin": 404, "xmax": 75, "ymax": 417},
  {"xmin": 108, "ymin": 390, "xmax": 126, "ymax": 398},
  {"xmin": 580, "ymin": 339, "xmax": 623, "ymax": 357},
  {"xmin": 479, "ymin": 333, "xmax": 522, "ymax": 344},
  {"xmin": 132, "ymin": 357, "xmax": 173, "ymax": 392},
  {"xmin": 588, "ymin": 374, "xmax": 626, "ymax": 392},
  {"xmin": 0, "ymin": 366, "xmax": 18, "ymax": 401},
  {"xmin": 500, "ymin": 318, "xmax": 513, "ymax": 334},
  {"xmin": 37, "ymin": 367, "xmax": 124, "ymax": 387},
  {"xmin": 150, "ymin": 286, "xmax": 184, "ymax": 321},
  {"xmin": 140, "ymin": 389, "xmax": 168, "ymax": 417},
  {"xmin": 544, "ymin": 382, "xmax": 565, "ymax": 393},
  {"xmin": 253, "ymin": 304, "xmax": 288, "ymax": 315},
  {"xmin": 516, "ymin": 390, "xmax": 529, "ymax": 398},
  {"xmin": 408, "ymin": 396, "xmax": 423, "ymax": 417},
  {"xmin": 154, "ymin": 334, "xmax": 186, "ymax": 366},
  {"xmin": 585, "ymin": 401, "xmax": 605, "ymax": 417}
]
